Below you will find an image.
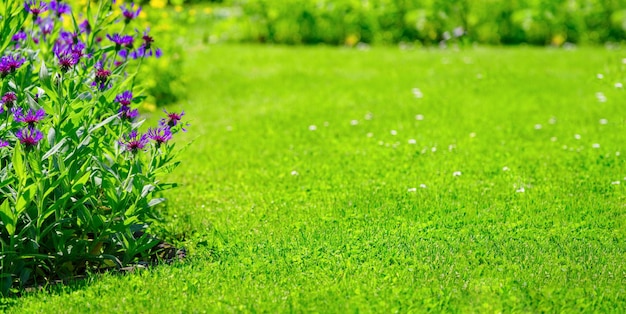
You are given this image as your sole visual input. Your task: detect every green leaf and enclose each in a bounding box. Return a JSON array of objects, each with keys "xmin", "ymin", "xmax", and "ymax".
[
  {"xmin": 16, "ymin": 184, "xmax": 37, "ymax": 215},
  {"xmin": 0, "ymin": 200, "xmax": 15, "ymax": 236},
  {"xmin": 148, "ymin": 198, "xmax": 166, "ymax": 207},
  {"xmin": 12, "ymin": 142, "xmax": 25, "ymax": 184},
  {"xmin": 88, "ymin": 114, "xmax": 119, "ymax": 133},
  {"xmin": 72, "ymin": 171, "xmax": 91, "ymax": 193},
  {"xmin": 42, "ymin": 138, "xmax": 67, "ymax": 160}
]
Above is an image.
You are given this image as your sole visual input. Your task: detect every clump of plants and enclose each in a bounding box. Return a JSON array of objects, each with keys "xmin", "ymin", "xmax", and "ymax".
[{"xmin": 0, "ymin": 0, "xmax": 188, "ymax": 295}]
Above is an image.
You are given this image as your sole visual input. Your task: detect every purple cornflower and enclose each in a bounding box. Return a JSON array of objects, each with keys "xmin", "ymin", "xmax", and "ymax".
[
  {"xmin": 1, "ymin": 92, "xmax": 17, "ymax": 109},
  {"xmin": 49, "ymin": 0, "xmax": 71, "ymax": 17},
  {"xmin": 0, "ymin": 140, "xmax": 9, "ymax": 148},
  {"xmin": 13, "ymin": 107, "xmax": 46, "ymax": 126},
  {"xmin": 12, "ymin": 30, "xmax": 27, "ymax": 47},
  {"xmin": 92, "ymin": 62, "xmax": 112, "ymax": 91},
  {"xmin": 118, "ymin": 106, "xmax": 139, "ymax": 121},
  {"xmin": 0, "ymin": 55, "xmax": 26, "ymax": 78},
  {"xmin": 106, "ymin": 33, "xmax": 134, "ymax": 50},
  {"xmin": 120, "ymin": 3, "xmax": 141, "ymax": 23},
  {"xmin": 79, "ymin": 19, "xmax": 91, "ymax": 34},
  {"xmin": 119, "ymin": 130, "xmax": 148, "ymax": 153},
  {"xmin": 130, "ymin": 28, "xmax": 162, "ymax": 59},
  {"xmin": 24, "ymin": 0, "xmax": 48, "ymax": 18},
  {"xmin": 53, "ymin": 41, "xmax": 81, "ymax": 72},
  {"xmin": 159, "ymin": 109, "xmax": 185, "ymax": 128},
  {"xmin": 115, "ymin": 91, "xmax": 133, "ymax": 106},
  {"xmin": 15, "ymin": 127, "xmax": 43, "ymax": 149},
  {"xmin": 37, "ymin": 17, "xmax": 55, "ymax": 38},
  {"xmin": 147, "ymin": 127, "xmax": 172, "ymax": 147}
]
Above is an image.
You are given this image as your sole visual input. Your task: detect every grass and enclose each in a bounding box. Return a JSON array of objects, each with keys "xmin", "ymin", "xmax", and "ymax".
[{"xmin": 4, "ymin": 44, "xmax": 626, "ymax": 312}]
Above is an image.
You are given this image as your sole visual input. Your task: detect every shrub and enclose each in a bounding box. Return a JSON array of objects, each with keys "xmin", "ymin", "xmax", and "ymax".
[{"xmin": 0, "ymin": 0, "xmax": 188, "ymax": 295}]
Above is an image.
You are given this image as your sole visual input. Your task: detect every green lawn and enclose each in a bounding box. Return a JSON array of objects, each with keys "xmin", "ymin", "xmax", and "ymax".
[{"xmin": 5, "ymin": 44, "xmax": 626, "ymax": 312}]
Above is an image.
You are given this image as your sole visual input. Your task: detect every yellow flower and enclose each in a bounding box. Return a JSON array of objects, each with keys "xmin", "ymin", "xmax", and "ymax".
[
  {"xmin": 139, "ymin": 10, "xmax": 148, "ymax": 19},
  {"xmin": 189, "ymin": 9, "xmax": 197, "ymax": 16},
  {"xmin": 175, "ymin": 5, "xmax": 183, "ymax": 12},
  {"xmin": 203, "ymin": 7, "xmax": 212, "ymax": 14},
  {"xmin": 150, "ymin": 0, "xmax": 167, "ymax": 9},
  {"xmin": 142, "ymin": 102, "xmax": 157, "ymax": 112}
]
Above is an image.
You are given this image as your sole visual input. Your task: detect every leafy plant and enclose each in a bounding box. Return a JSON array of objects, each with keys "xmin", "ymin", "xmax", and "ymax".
[{"xmin": 0, "ymin": 0, "xmax": 188, "ymax": 295}]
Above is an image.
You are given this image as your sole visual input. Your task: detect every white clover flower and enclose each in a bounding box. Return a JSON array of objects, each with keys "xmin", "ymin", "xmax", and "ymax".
[
  {"xmin": 596, "ymin": 92, "xmax": 607, "ymax": 103},
  {"xmin": 615, "ymin": 82, "xmax": 623, "ymax": 88},
  {"xmin": 364, "ymin": 112, "xmax": 373, "ymax": 120},
  {"xmin": 469, "ymin": 132, "xmax": 476, "ymax": 138},
  {"xmin": 550, "ymin": 137, "xmax": 558, "ymax": 142},
  {"xmin": 431, "ymin": 146, "xmax": 437, "ymax": 152},
  {"xmin": 412, "ymin": 88, "xmax": 423, "ymax": 98},
  {"xmin": 308, "ymin": 125, "xmax": 317, "ymax": 131},
  {"xmin": 574, "ymin": 134, "xmax": 581, "ymax": 140},
  {"xmin": 599, "ymin": 119, "xmax": 608, "ymax": 125},
  {"xmin": 367, "ymin": 132, "xmax": 374, "ymax": 138},
  {"xmin": 350, "ymin": 120, "xmax": 359, "ymax": 126},
  {"xmin": 408, "ymin": 187, "xmax": 417, "ymax": 192},
  {"xmin": 592, "ymin": 143, "xmax": 600, "ymax": 149},
  {"xmin": 616, "ymin": 152, "xmax": 621, "ymax": 156},
  {"xmin": 420, "ymin": 184, "xmax": 427, "ymax": 189},
  {"xmin": 502, "ymin": 166, "xmax": 510, "ymax": 171},
  {"xmin": 291, "ymin": 170, "xmax": 299, "ymax": 176},
  {"xmin": 549, "ymin": 117, "xmax": 557, "ymax": 124},
  {"xmin": 611, "ymin": 181, "xmax": 620, "ymax": 185},
  {"xmin": 390, "ymin": 130, "xmax": 397, "ymax": 136},
  {"xmin": 453, "ymin": 171, "xmax": 462, "ymax": 177},
  {"xmin": 597, "ymin": 73, "xmax": 604, "ymax": 79},
  {"xmin": 408, "ymin": 139, "xmax": 416, "ymax": 144},
  {"xmin": 415, "ymin": 114, "xmax": 424, "ymax": 121},
  {"xmin": 516, "ymin": 187, "xmax": 525, "ymax": 193},
  {"xmin": 534, "ymin": 124, "xmax": 542, "ymax": 130},
  {"xmin": 323, "ymin": 121, "xmax": 329, "ymax": 127}
]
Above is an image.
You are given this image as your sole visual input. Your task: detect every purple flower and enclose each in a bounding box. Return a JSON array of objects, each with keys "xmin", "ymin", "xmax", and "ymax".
[
  {"xmin": 120, "ymin": 3, "xmax": 141, "ymax": 23},
  {"xmin": 92, "ymin": 62, "xmax": 112, "ymax": 91},
  {"xmin": 15, "ymin": 127, "xmax": 43, "ymax": 149},
  {"xmin": 37, "ymin": 17, "xmax": 55, "ymax": 38},
  {"xmin": 119, "ymin": 130, "xmax": 148, "ymax": 153},
  {"xmin": 147, "ymin": 127, "xmax": 172, "ymax": 147},
  {"xmin": 1, "ymin": 92, "xmax": 17, "ymax": 109},
  {"xmin": 119, "ymin": 107, "xmax": 139, "ymax": 121},
  {"xmin": 24, "ymin": 0, "xmax": 48, "ymax": 18},
  {"xmin": 115, "ymin": 91, "xmax": 133, "ymax": 106},
  {"xmin": 0, "ymin": 55, "xmax": 26, "ymax": 78},
  {"xmin": 159, "ymin": 109, "xmax": 185, "ymax": 128},
  {"xmin": 49, "ymin": 0, "xmax": 71, "ymax": 17},
  {"xmin": 13, "ymin": 107, "xmax": 46, "ymax": 126},
  {"xmin": 79, "ymin": 19, "xmax": 91, "ymax": 34},
  {"xmin": 12, "ymin": 30, "xmax": 27, "ymax": 47},
  {"xmin": 106, "ymin": 33, "xmax": 134, "ymax": 50},
  {"xmin": 130, "ymin": 28, "xmax": 162, "ymax": 59},
  {"xmin": 0, "ymin": 140, "xmax": 9, "ymax": 148}
]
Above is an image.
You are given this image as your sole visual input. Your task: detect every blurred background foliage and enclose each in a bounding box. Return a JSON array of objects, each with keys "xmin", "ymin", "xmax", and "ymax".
[{"xmin": 140, "ymin": 0, "xmax": 626, "ymax": 46}]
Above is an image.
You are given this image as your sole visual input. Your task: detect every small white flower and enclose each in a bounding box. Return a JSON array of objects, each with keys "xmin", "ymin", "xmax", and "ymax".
[
  {"xmin": 350, "ymin": 120, "xmax": 359, "ymax": 126},
  {"xmin": 226, "ymin": 125, "xmax": 233, "ymax": 131},
  {"xmin": 291, "ymin": 170, "xmax": 299, "ymax": 176},
  {"xmin": 548, "ymin": 117, "xmax": 557, "ymax": 124},
  {"xmin": 415, "ymin": 114, "xmax": 424, "ymax": 121},
  {"xmin": 623, "ymin": 58, "xmax": 626, "ymax": 64},
  {"xmin": 407, "ymin": 187, "xmax": 417, "ymax": 192},
  {"xmin": 431, "ymin": 146, "xmax": 437, "ymax": 152},
  {"xmin": 597, "ymin": 73, "xmax": 604, "ymax": 79},
  {"xmin": 469, "ymin": 132, "xmax": 476, "ymax": 138},
  {"xmin": 308, "ymin": 125, "xmax": 317, "ymax": 131},
  {"xmin": 574, "ymin": 134, "xmax": 581, "ymax": 140},
  {"xmin": 448, "ymin": 144, "xmax": 456, "ymax": 151},
  {"xmin": 611, "ymin": 181, "xmax": 620, "ymax": 185},
  {"xmin": 592, "ymin": 143, "xmax": 600, "ymax": 149},
  {"xmin": 502, "ymin": 166, "xmax": 510, "ymax": 172},
  {"xmin": 616, "ymin": 151, "xmax": 621, "ymax": 156},
  {"xmin": 419, "ymin": 184, "xmax": 427, "ymax": 189},
  {"xmin": 563, "ymin": 145, "xmax": 568, "ymax": 150},
  {"xmin": 550, "ymin": 137, "xmax": 558, "ymax": 142},
  {"xmin": 516, "ymin": 187, "xmax": 525, "ymax": 193},
  {"xmin": 615, "ymin": 82, "xmax": 623, "ymax": 88},
  {"xmin": 476, "ymin": 73, "xmax": 483, "ymax": 79},
  {"xmin": 453, "ymin": 171, "xmax": 462, "ymax": 177},
  {"xmin": 408, "ymin": 139, "xmax": 416, "ymax": 144},
  {"xmin": 323, "ymin": 121, "xmax": 329, "ymax": 127},
  {"xmin": 364, "ymin": 112, "xmax": 373, "ymax": 120},
  {"xmin": 534, "ymin": 124, "xmax": 542, "ymax": 130},
  {"xmin": 599, "ymin": 118, "xmax": 608, "ymax": 125},
  {"xmin": 367, "ymin": 132, "xmax": 374, "ymax": 138},
  {"xmin": 596, "ymin": 92, "xmax": 607, "ymax": 103},
  {"xmin": 412, "ymin": 88, "xmax": 423, "ymax": 98},
  {"xmin": 390, "ymin": 130, "xmax": 397, "ymax": 136},
  {"xmin": 378, "ymin": 141, "xmax": 384, "ymax": 146}
]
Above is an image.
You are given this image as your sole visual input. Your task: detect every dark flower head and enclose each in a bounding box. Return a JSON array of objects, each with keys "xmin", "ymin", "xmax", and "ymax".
[
  {"xmin": 24, "ymin": 0, "xmax": 48, "ymax": 18},
  {"xmin": 0, "ymin": 140, "xmax": 9, "ymax": 148},
  {"xmin": 53, "ymin": 41, "xmax": 81, "ymax": 72},
  {"xmin": 115, "ymin": 90, "xmax": 133, "ymax": 106},
  {"xmin": 147, "ymin": 127, "xmax": 172, "ymax": 147},
  {"xmin": 15, "ymin": 127, "xmax": 43, "ymax": 149},
  {"xmin": 92, "ymin": 62, "xmax": 112, "ymax": 91},
  {"xmin": 119, "ymin": 130, "xmax": 148, "ymax": 153},
  {"xmin": 159, "ymin": 109, "xmax": 185, "ymax": 129},
  {"xmin": 0, "ymin": 55, "xmax": 27, "ymax": 78},
  {"xmin": 49, "ymin": 0, "xmax": 71, "ymax": 17},
  {"xmin": 120, "ymin": 3, "xmax": 141, "ymax": 23},
  {"xmin": 1, "ymin": 92, "xmax": 17, "ymax": 109},
  {"xmin": 37, "ymin": 17, "xmax": 55, "ymax": 37},
  {"xmin": 130, "ymin": 28, "xmax": 162, "ymax": 59},
  {"xmin": 13, "ymin": 107, "xmax": 46, "ymax": 126}
]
